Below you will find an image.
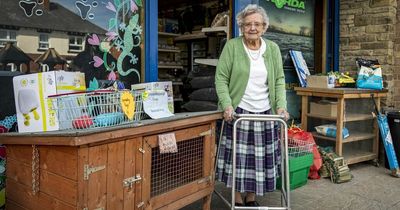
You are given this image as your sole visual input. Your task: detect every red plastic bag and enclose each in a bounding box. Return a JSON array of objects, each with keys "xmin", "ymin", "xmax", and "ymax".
[{"xmin": 288, "ymin": 127, "xmax": 322, "ymax": 179}]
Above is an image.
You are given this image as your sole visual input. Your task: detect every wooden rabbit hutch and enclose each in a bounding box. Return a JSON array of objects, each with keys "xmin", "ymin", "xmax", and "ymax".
[{"xmin": 0, "ymin": 111, "xmax": 221, "ymax": 210}]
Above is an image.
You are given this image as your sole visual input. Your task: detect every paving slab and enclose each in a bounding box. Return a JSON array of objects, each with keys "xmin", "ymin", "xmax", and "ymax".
[{"xmin": 181, "ymin": 163, "xmax": 400, "ymax": 210}]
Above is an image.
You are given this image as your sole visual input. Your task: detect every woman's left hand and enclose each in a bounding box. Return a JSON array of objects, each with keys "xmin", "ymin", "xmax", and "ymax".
[{"xmin": 277, "ymin": 108, "xmax": 289, "ymax": 121}]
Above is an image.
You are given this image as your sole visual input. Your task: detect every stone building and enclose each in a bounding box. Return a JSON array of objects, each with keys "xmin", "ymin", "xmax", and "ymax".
[{"xmin": 339, "ymin": 0, "xmax": 399, "ymax": 108}]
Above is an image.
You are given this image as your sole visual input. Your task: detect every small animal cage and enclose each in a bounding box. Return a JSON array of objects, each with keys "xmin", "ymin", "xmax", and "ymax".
[
  {"xmin": 141, "ymin": 124, "xmax": 215, "ymax": 209},
  {"xmin": 48, "ymin": 90, "xmax": 145, "ymax": 130},
  {"xmin": 150, "ymin": 137, "xmax": 204, "ymax": 197}
]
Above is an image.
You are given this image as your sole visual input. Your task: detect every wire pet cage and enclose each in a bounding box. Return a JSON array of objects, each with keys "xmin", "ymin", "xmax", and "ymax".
[{"xmin": 48, "ymin": 90, "xmax": 145, "ymax": 130}]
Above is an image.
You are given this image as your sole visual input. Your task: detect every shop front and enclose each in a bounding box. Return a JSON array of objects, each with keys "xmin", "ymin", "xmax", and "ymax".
[{"xmin": 1, "ymin": 0, "xmax": 400, "ymax": 209}]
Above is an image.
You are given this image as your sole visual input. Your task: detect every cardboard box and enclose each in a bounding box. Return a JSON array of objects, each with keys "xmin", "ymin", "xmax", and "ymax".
[
  {"xmin": 13, "ymin": 71, "xmax": 86, "ymax": 133},
  {"xmin": 307, "ymin": 75, "xmax": 334, "ymax": 88},
  {"xmin": 310, "ymin": 101, "xmax": 337, "ymax": 117},
  {"xmin": 131, "ymin": 81, "xmax": 174, "ymax": 113}
]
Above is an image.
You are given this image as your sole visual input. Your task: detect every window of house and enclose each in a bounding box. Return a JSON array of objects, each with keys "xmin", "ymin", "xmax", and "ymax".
[
  {"xmin": 6, "ymin": 63, "xmax": 16, "ymax": 71},
  {"xmin": 68, "ymin": 36, "xmax": 83, "ymax": 52},
  {"xmin": 38, "ymin": 34, "xmax": 49, "ymax": 50},
  {"xmin": 0, "ymin": 30, "xmax": 17, "ymax": 47}
]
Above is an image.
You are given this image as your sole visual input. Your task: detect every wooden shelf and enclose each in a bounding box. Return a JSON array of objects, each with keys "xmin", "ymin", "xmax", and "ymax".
[
  {"xmin": 172, "ymin": 81, "xmax": 183, "ymax": 85},
  {"xmin": 307, "ymin": 113, "xmax": 375, "ymax": 122},
  {"xmin": 312, "ymin": 131, "xmax": 375, "ymax": 143},
  {"xmin": 295, "ymin": 87, "xmax": 388, "ymax": 99},
  {"xmin": 344, "ymin": 113, "xmax": 375, "ymax": 122},
  {"xmin": 159, "ymin": 49, "xmax": 181, "ymax": 53},
  {"xmin": 201, "ymin": 26, "xmax": 229, "ymax": 34},
  {"xmin": 343, "ymin": 150, "xmax": 377, "ymax": 165},
  {"xmin": 158, "ymin": 32, "xmax": 180, "ymax": 37},
  {"xmin": 173, "ymin": 98, "xmax": 184, "ymax": 102},
  {"xmin": 194, "ymin": 58, "xmax": 218, "ymax": 66},
  {"xmin": 158, "ymin": 65, "xmax": 183, "ymax": 69},
  {"xmin": 174, "ymin": 32, "xmax": 207, "ymax": 41}
]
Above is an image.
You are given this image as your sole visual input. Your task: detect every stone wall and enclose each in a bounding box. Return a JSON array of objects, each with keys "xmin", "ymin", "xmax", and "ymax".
[
  {"xmin": 340, "ymin": 0, "xmax": 398, "ymax": 108},
  {"xmin": 395, "ymin": 0, "xmax": 400, "ymax": 108}
]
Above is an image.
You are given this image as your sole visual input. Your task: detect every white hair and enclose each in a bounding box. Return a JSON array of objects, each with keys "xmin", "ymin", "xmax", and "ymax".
[{"xmin": 236, "ymin": 4, "xmax": 269, "ymax": 32}]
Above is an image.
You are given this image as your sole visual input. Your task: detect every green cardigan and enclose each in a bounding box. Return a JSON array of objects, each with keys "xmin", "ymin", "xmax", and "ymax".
[{"xmin": 215, "ymin": 37, "xmax": 287, "ymax": 114}]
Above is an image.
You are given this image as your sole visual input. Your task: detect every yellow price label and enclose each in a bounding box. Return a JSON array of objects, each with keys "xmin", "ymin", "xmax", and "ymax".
[{"xmin": 120, "ymin": 91, "xmax": 135, "ymax": 120}]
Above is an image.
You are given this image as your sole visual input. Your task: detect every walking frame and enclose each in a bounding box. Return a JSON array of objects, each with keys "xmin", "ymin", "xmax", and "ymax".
[{"xmin": 214, "ymin": 114, "xmax": 290, "ymax": 210}]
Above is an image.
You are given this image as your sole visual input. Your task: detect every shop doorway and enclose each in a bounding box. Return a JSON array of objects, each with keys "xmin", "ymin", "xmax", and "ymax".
[{"xmin": 153, "ymin": 0, "xmax": 230, "ymax": 113}]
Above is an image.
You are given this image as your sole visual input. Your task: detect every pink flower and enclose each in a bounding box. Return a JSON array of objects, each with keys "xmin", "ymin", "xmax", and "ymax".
[
  {"xmin": 130, "ymin": 0, "xmax": 138, "ymax": 12},
  {"xmin": 106, "ymin": 2, "xmax": 116, "ymax": 12},
  {"xmin": 106, "ymin": 31, "xmax": 118, "ymax": 41},
  {"xmin": 87, "ymin": 34, "xmax": 100, "ymax": 46},
  {"xmin": 107, "ymin": 71, "xmax": 117, "ymax": 81},
  {"xmin": 92, "ymin": 56, "xmax": 104, "ymax": 68}
]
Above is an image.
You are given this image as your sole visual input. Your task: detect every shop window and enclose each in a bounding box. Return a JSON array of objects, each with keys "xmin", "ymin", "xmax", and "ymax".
[
  {"xmin": 1, "ymin": 0, "xmax": 144, "ymax": 86},
  {"xmin": 68, "ymin": 36, "xmax": 84, "ymax": 53},
  {"xmin": 38, "ymin": 34, "xmax": 49, "ymax": 51},
  {"xmin": 0, "ymin": 30, "xmax": 17, "ymax": 48},
  {"xmin": 233, "ymin": 0, "xmax": 335, "ymax": 73}
]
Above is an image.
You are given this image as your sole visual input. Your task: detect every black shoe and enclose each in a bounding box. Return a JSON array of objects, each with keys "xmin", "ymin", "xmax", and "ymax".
[
  {"xmin": 235, "ymin": 202, "xmax": 244, "ymax": 206},
  {"xmin": 245, "ymin": 198, "xmax": 260, "ymax": 206}
]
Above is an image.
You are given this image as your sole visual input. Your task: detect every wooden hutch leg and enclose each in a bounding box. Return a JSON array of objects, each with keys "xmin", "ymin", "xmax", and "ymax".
[
  {"xmin": 301, "ymin": 95, "xmax": 309, "ymax": 130},
  {"xmin": 336, "ymin": 97, "xmax": 345, "ymax": 156},
  {"xmin": 372, "ymin": 95, "xmax": 381, "ymax": 159}
]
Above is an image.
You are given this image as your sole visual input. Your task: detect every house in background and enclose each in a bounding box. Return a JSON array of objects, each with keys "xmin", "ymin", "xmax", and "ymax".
[{"xmin": 0, "ymin": 0, "xmax": 106, "ymax": 72}]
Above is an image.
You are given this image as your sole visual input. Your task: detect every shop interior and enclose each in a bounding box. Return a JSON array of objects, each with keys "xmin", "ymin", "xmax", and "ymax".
[
  {"xmin": 157, "ymin": 0, "xmax": 229, "ymax": 113},
  {"xmin": 156, "ymin": 0, "xmax": 327, "ymax": 114}
]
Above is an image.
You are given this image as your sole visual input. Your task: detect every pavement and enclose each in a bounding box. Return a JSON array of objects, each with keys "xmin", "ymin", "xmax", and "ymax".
[{"xmin": 181, "ymin": 163, "xmax": 400, "ymax": 210}]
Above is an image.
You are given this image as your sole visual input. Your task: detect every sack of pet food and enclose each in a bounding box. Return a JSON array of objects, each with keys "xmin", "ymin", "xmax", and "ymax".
[
  {"xmin": 315, "ymin": 124, "xmax": 349, "ymax": 138},
  {"xmin": 355, "ymin": 58, "xmax": 383, "ymax": 90}
]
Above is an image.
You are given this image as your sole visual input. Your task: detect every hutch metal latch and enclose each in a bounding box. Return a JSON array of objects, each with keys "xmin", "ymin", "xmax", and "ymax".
[
  {"xmin": 83, "ymin": 164, "xmax": 106, "ymax": 180},
  {"xmin": 199, "ymin": 129, "xmax": 212, "ymax": 137},
  {"xmin": 123, "ymin": 174, "xmax": 142, "ymax": 188}
]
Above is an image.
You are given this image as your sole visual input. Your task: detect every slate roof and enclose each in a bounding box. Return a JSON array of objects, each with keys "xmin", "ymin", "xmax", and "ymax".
[
  {"xmin": 34, "ymin": 48, "xmax": 66, "ymax": 65},
  {"xmin": 0, "ymin": 42, "xmax": 32, "ymax": 65},
  {"xmin": 0, "ymin": 0, "xmax": 106, "ymax": 35}
]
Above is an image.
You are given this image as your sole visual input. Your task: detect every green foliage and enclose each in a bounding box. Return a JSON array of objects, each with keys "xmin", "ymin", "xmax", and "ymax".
[
  {"xmin": 135, "ymin": 0, "xmax": 143, "ymax": 7},
  {"xmin": 114, "ymin": 0, "xmax": 121, "ymax": 7},
  {"xmin": 108, "ymin": 18, "xmax": 117, "ymax": 30}
]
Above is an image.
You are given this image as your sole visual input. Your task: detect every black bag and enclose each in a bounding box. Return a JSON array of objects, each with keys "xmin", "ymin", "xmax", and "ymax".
[
  {"xmin": 189, "ymin": 76, "xmax": 215, "ymax": 89},
  {"xmin": 182, "ymin": 100, "xmax": 218, "ymax": 112},
  {"xmin": 189, "ymin": 88, "xmax": 218, "ymax": 102}
]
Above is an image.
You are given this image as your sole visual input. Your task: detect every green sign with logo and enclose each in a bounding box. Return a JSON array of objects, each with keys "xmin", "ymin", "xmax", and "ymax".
[{"xmin": 271, "ymin": 0, "xmax": 306, "ymax": 10}]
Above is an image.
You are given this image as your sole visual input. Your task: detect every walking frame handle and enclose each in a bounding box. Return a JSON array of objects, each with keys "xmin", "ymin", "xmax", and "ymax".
[{"xmin": 232, "ymin": 113, "xmax": 287, "ymax": 121}]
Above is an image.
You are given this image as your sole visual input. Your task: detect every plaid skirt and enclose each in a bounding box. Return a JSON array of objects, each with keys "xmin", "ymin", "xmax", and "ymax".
[{"xmin": 216, "ymin": 107, "xmax": 281, "ymax": 195}]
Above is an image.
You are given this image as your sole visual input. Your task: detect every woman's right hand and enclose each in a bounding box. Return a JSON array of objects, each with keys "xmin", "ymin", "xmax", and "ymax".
[{"xmin": 223, "ymin": 106, "xmax": 234, "ymax": 122}]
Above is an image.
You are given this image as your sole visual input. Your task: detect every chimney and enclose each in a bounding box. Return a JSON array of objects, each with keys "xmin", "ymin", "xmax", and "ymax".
[{"xmin": 43, "ymin": 0, "xmax": 50, "ymax": 11}]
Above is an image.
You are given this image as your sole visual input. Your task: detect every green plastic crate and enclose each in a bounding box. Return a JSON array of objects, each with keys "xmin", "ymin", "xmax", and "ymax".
[{"xmin": 277, "ymin": 153, "xmax": 314, "ymax": 190}]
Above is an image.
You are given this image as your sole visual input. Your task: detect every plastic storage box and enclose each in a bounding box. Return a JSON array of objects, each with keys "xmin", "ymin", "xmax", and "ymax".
[{"xmin": 278, "ymin": 139, "xmax": 314, "ymax": 190}]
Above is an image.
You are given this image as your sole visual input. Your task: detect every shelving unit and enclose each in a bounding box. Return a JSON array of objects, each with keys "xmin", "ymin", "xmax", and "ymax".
[
  {"xmin": 193, "ymin": 24, "xmax": 229, "ymax": 67},
  {"xmin": 193, "ymin": 58, "xmax": 218, "ymax": 67},
  {"xmin": 158, "ymin": 32, "xmax": 185, "ymax": 112},
  {"xmin": 176, "ymin": 24, "xmax": 230, "ymax": 112},
  {"xmin": 295, "ymin": 87, "xmax": 388, "ymax": 165}
]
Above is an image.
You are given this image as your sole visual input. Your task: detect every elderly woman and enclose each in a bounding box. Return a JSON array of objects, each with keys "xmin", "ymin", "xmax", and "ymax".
[{"xmin": 215, "ymin": 4, "xmax": 288, "ymax": 207}]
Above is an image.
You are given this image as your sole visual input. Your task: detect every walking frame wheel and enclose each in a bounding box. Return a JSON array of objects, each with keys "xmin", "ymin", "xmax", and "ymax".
[{"xmin": 213, "ymin": 113, "xmax": 291, "ymax": 210}]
